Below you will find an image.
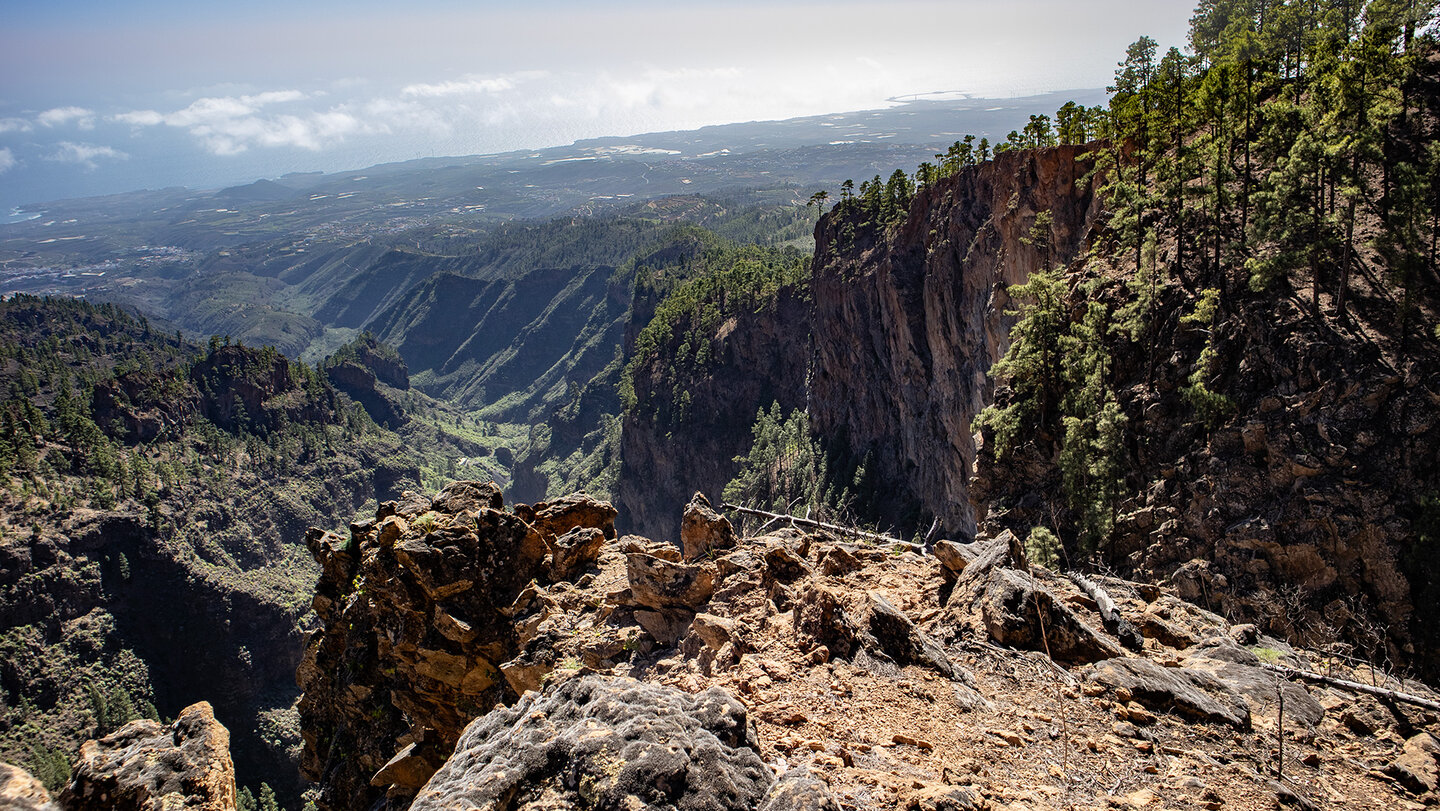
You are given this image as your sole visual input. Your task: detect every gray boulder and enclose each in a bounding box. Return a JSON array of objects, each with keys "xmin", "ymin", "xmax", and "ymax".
[
  {"xmin": 1082, "ymin": 657, "xmax": 1251, "ymax": 729},
  {"xmin": 412, "ymin": 675, "xmax": 789, "ymax": 811}
]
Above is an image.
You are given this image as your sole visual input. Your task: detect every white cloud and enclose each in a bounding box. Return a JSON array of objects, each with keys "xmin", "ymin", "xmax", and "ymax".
[
  {"xmin": 47, "ymin": 142, "xmax": 127, "ymax": 169},
  {"xmin": 117, "ymin": 90, "xmax": 308, "ymax": 130},
  {"xmin": 401, "ymin": 75, "xmax": 519, "ymax": 98},
  {"xmin": 38, "ymin": 106, "xmax": 96, "ymax": 129},
  {"xmin": 198, "ymin": 110, "xmax": 366, "ymax": 155},
  {"xmin": 115, "ymin": 109, "xmax": 165, "ymax": 127},
  {"xmin": 112, "ymin": 89, "xmax": 364, "ymax": 155},
  {"xmin": 0, "ymin": 118, "xmax": 32, "ymax": 134},
  {"xmin": 0, "ymin": 148, "xmax": 16, "ymax": 174}
]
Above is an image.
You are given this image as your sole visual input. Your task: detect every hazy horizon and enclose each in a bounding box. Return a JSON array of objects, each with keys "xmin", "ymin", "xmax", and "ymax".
[{"xmin": 2, "ymin": 0, "xmax": 1196, "ymax": 209}]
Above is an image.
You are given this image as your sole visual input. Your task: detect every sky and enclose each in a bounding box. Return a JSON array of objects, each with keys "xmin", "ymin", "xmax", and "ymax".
[{"xmin": 0, "ymin": 0, "xmax": 1198, "ymax": 210}]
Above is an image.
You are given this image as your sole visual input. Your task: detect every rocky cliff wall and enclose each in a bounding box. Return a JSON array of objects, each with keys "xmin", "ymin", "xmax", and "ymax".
[
  {"xmin": 971, "ymin": 268, "xmax": 1440, "ymax": 674},
  {"xmin": 616, "ymin": 288, "xmax": 810, "ymax": 541},
  {"xmin": 808, "ymin": 145, "xmax": 1105, "ymax": 537}
]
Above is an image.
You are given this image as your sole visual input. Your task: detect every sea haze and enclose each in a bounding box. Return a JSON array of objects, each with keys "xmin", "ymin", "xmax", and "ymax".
[
  {"xmin": 0, "ymin": 0, "xmax": 1197, "ymax": 210},
  {"xmin": 0, "ymin": 90, "xmax": 1106, "ymax": 213}
]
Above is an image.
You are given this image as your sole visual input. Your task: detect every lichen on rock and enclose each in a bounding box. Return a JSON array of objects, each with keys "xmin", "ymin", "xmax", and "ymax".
[{"xmin": 59, "ymin": 701, "xmax": 236, "ymax": 811}]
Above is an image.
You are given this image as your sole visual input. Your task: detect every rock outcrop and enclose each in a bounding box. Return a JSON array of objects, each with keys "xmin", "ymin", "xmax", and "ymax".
[
  {"xmin": 411, "ymin": 675, "xmax": 797, "ymax": 811},
  {"xmin": 188, "ymin": 344, "xmax": 336, "ymax": 434},
  {"xmin": 91, "ymin": 343, "xmax": 342, "ymax": 442},
  {"xmin": 321, "ymin": 332, "xmax": 411, "ymax": 428},
  {"xmin": 297, "ymin": 481, "xmax": 1440, "ymax": 811},
  {"xmin": 90, "ymin": 371, "xmax": 200, "ymax": 444},
  {"xmin": 296, "ymin": 481, "xmax": 617, "ymax": 810},
  {"xmin": 681, "ymin": 492, "xmax": 737, "ymax": 561},
  {"xmin": 324, "ymin": 359, "xmax": 407, "ymax": 428},
  {"xmin": 59, "ymin": 702, "xmax": 236, "ymax": 811}
]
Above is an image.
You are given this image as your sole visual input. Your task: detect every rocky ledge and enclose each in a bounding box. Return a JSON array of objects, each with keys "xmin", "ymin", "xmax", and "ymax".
[
  {"xmin": 23, "ymin": 482, "xmax": 1440, "ymax": 811},
  {"xmin": 289, "ymin": 482, "xmax": 1440, "ymax": 811}
]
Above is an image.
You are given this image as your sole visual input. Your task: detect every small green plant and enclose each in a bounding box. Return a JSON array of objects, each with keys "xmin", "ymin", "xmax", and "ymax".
[
  {"xmin": 1252, "ymin": 647, "xmax": 1283, "ymax": 664},
  {"xmin": 1025, "ymin": 527, "xmax": 1062, "ymax": 569},
  {"xmin": 412, "ymin": 511, "xmax": 440, "ymax": 536}
]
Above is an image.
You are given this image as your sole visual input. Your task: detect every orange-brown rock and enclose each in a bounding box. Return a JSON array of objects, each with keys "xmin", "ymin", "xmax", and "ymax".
[
  {"xmin": 681, "ymin": 491, "xmax": 736, "ymax": 561},
  {"xmin": 0, "ymin": 762, "xmax": 58, "ymax": 811},
  {"xmin": 297, "ymin": 485, "xmax": 617, "ymax": 811},
  {"xmin": 297, "ymin": 480, "xmax": 1440, "ymax": 811}
]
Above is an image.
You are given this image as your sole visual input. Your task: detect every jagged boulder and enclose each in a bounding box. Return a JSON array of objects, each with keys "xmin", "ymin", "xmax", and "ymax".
[
  {"xmin": 1138, "ymin": 594, "xmax": 1230, "ymax": 649},
  {"xmin": 1181, "ymin": 639, "xmax": 1324, "ymax": 730},
  {"xmin": 865, "ymin": 592, "xmax": 956, "ymax": 678},
  {"xmin": 794, "ymin": 585, "xmax": 860, "ymax": 659},
  {"xmin": 761, "ymin": 769, "xmax": 843, "ymax": 811},
  {"xmin": 430, "ymin": 480, "xmax": 504, "ymax": 514},
  {"xmin": 410, "ymin": 675, "xmax": 789, "ymax": 811},
  {"xmin": 818, "ymin": 545, "xmax": 862, "ymax": 576},
  {"xmin": 59, "ymin": 702, "xmax": 236, "ymax": 811},
  {"xmin": 520, "ymin": 493, "xmax": 619, "ymax": 541},
  {"xmin": 626, "ymin": 554, "xmax": 716, "ymax": 610},
  {"xmin": 692, "ymin": 613, "xmax": 742, "ymax": 652},
  {"xmin": 903, "ymin": 783, "xmax": 984, "ymax": 811},
  {"xmin": 681, "ymin": 492, "xmax": 736, "ymax": 561},
  {"xmin": 932, "ymin": 540, "xmax": 975, "ymax": 575},
  {"xmin": 1388, "ymin": 733, "xmax": 1440, "ymax": 794},
  {"xmin": 947, "ymin": 534, "xmax": 1121, "ymax": 664},
  {"xmin": 0, "ymin": 762, "xmax": 59, "ymax": 811},
  {"xmin": 764, "ymin": 545, "xmax": 812, "ymax": 583},
  {"xmin": 547, "ymin": 526, "xmax": 606, "ymax": 581}
]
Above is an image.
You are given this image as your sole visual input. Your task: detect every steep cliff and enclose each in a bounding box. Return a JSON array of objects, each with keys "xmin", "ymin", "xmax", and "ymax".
[
  {"xmin": 617, "ymin": 283, "xmax": 811, "ymax": 541},
  {"xmin": 798, "ymin": 140, "xmax": 1440, "ymax": 676},
  {"xmin": 807, "ymin": 145, "xmax": 1105, "ymax": 538},
  {"xmin": 0, "ymin": 299, "xmax": 420, "ymax": 802},
  {"xmin": 969, "ymin": 252, "xmax": 1440, "ymax": 674}
]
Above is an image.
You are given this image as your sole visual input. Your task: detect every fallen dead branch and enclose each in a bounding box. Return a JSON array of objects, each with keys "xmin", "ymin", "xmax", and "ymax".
[
  {"xmin": 719, "ymin": 503, "xmax": 923, "ymax": 551},
  {"xmin": 1066, "ymin": 572, "xmax": 1144, "ymax": 651},
  {"xmin": 1261, "ymin": 662, "xmax": 1440, "ymax": 713}
]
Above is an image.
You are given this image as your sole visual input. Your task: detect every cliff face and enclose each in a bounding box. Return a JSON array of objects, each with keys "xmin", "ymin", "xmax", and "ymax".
[
  {"xmin": 617, "ymin": 288, "xmax": 810, "ymax": 540},
  {"xmin": 801, "ymin": 139, "xmax": 1439, "ymax": 675},
  {"xmin": 808, "ymin": 146, "xmax": 1105, "ymax": 537},
  {"xmin": 972, "ymin": 273, "xmax": 1440, "ymax": 673}
]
